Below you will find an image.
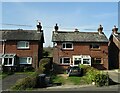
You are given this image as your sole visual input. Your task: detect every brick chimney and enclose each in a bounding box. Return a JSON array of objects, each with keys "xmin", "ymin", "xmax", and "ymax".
[
  {"xmin": 74, "ymin": 28, "xmax": 79, "ymax": 32},
  {"xmin": 37, "ymin": 22, "xmax": 43, "ymax": 32},
  {"xmin": 54, "ymin": 23, "xmax": 59, "ymax": 31},
  {"xmin": 98, "ymin": 25, "xmax": 103, "ymax": 34},
  {"xmin": 112, "ymin": 25, "xmax": 118, "ymax": 35}
]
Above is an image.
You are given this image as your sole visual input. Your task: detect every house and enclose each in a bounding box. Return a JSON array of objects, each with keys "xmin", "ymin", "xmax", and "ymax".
[
  {"xmin": 52, "ymin": 24, "xmax": 109, "ymax": 70},
  {"xmin": 0, "ymin": 22, "xmax": 44, "ymax": 70},
  {"xmin": 109, "ymin": 26, "xmax": 120, "ymax": 69}
]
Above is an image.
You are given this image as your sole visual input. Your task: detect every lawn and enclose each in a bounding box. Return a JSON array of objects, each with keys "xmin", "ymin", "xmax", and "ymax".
[{"xmin": 51, "ymin": 74, "xmax": 89, "ymax": 85}]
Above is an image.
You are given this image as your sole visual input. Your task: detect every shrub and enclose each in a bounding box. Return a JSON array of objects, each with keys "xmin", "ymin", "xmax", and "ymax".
[
  {"xmin": 94, "ymin": 73, "xmax": 109, "ymax": 87},
  {"xmin": 11, "ymin": 74, "xmax": 39, "ymax": 90},
  {"xmin": 36, "ymin": 58, "xmax": 51, "ymax": 74},
  {"xmin": 23, "ymin": 66, "xmax": 35, "ymax": 72}
]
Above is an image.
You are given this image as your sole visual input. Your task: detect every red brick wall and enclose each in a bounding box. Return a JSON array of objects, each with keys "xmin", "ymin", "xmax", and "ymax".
[
  {"xmin": 4, "ymin": 41, "xmax": 43, "ymax": 68},
  {"xmin": 53, "ymin": 42, "xmax": 108, "ymax": 70},
  {"xmin": 0, "ymin": 41, "xmax": 3, "ymax": 54}
]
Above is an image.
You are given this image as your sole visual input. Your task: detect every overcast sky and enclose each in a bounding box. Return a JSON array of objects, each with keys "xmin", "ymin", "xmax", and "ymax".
[{"xmin": 1, "ymin": 2, "xmax": 119, "ymax": 47}]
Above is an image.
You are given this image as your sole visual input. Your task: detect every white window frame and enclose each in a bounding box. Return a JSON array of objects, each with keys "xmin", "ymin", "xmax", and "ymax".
[
  {"xmin": 17, "ymin": 41, "xmax": 29, "ymax": 49},
  {"xmin": 3, "ymin": 58, "xmax": 14, "ymax": 66},
  {"xmin": 19, "ymin": 57, "xmax": 32, "ymax": 64},
  {"xmin": 62, "ymin": 43, "xmax": 73, "ymax": 49},
  {"xmin": 90, "ymin": 44, "xmax": 100, "ymax": 49},
  {"xmin": 73, "ymin": 55, "xmax": 91, "ymax": 66},
  {"xmin": 60, "ymin": 57, "xmax": 71, "ymax": 65}
]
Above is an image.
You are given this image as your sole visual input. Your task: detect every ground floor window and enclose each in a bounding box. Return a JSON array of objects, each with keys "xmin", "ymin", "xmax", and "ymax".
[
  {"xmin": 92, "ymin": 58, "xmax": 102, "ymax": 64},
  {"xmin": 4, "ymin": 58, "xmax": 13, "ymax": 66},
  {"xmin": 73, "ymin": 55, "xmax": 91, "ymax": 66},
  {"xmin": 19, "ymin": 57, "xmax": 32, "ymax": 64},
  {"xmin": 83, "ymin": 59, "xmax": 91, "ymax": 64},
  {"xmin": 60, "ymin": 57, "xmax": 70, "ymax": 65},
  {"xmin": 74, "ymin": 58, "xmax": 81, "ymax": 65}
]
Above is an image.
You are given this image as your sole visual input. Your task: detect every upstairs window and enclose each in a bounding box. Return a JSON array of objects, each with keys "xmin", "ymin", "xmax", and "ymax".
[
  {"xmin": 62, "ymin": 43, "xmax": 73, "ymax": 49},
  {"xmin": 90, "ymin": 44, "xmax": 100, "ymax": 49},
  {"xmin": 17, "ymin": 41, "xmax": 29, "ymax": 49}
]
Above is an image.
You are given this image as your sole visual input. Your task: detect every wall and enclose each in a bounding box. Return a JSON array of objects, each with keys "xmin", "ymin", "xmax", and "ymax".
[
  {"xmin": 4, "ymin": 40, "xmax": 42, "ymax": 69},
  {"xmin": 53, "ymin": 42, "xmax": 108, "ymax": 70}
]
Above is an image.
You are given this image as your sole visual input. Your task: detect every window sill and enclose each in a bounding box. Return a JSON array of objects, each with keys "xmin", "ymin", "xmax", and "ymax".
[
  {"xmin": 17, "ymin": 48, "xmax": 30, "ymax": 50},
  {"xmin": 90, "ymin": 48, "xmax": 101, "ymax": 51},
  {"xmin": 61, "ymin": 48, "xmax": 74, "ymax": 51},
  {"xmin": 58, "ymin": 64, "xmax": 70, "ymax": 66}
]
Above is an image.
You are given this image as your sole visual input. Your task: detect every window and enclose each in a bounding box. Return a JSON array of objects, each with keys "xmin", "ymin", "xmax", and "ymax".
[
  {"xmin": 90, "ymin": 44, "xmax": 100, "ymax": 49},
  {"xmin": 62, "ymin": 43, "xmax": 73, "ymax": 49},
  {"xmin": 4, "ymin": 58, "xmax": 13, "ymax": 66},
  {"xmin": 19, "ymin": 57, "xmax": 32, "ymax": 64},
  {"xmin": 17, "ymin": 41, "xmax": 29, "ymax": 49},
  {"xmin": 74, "ymin": 58, "xmax": 81, "ymax": 65},
  {"xmin": 92, "ymin": 58, "xmax": 101, "ymax": 64},
  {"xmin": 83, "ymin": 59, "xmax": 90, "ymax": 64},
  {"xmin": 60, "ymin": 57, "xmax": 70, "ymax": 65}
]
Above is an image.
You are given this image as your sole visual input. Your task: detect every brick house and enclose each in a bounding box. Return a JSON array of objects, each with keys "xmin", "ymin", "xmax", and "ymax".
[
  {"xmin": 0, "ymin": 22, "xmax": 44, "ymax": 70},
  {"xmin": 52, "ymin": 24, "xmax": 109, "ymax": 70},
  {"xmin": 109, "ymin": 26, "xmax": 120, "ymax": 69}
]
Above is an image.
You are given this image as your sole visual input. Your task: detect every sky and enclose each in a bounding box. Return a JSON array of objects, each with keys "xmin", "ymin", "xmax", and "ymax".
[{"xmin": 1, "ymin": 2, "xmax": 119, "ymax": 47}]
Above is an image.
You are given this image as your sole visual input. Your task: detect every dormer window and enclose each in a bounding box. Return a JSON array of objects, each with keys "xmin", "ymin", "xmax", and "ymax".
[
  {"xmin": 62, "ymin": 43, "xmax": 73, "ymax": 49},
  {"xmin": 17, "ymin": 41, "xmax": 29, "ymax": 49}
]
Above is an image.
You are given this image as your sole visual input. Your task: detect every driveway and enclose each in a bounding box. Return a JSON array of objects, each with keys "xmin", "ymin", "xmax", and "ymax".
[{"xmin": 1, "ymin": 73, "xmax": 28, "ymax": 91}]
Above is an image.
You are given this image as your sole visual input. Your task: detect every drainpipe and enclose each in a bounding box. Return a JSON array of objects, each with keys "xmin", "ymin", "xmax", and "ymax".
[{"xmin": 2, "ymin": 40, "xmax": 6, "ymax": 54}]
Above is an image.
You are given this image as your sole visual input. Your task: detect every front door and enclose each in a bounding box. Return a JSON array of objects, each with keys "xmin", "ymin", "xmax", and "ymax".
[{"xmin": 73, "ymin": 56, "xmax": 82, "ymax": 66}]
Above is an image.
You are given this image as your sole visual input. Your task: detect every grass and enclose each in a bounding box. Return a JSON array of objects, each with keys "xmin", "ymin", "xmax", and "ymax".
[
  {"xmin": 15, "ymin": 71, "xmax": 35, "ymax": 76},
  {"xmin": 0, "ymin": 72, "xmax": 14, "ymax": 79},
  {"xmin": 51, "ymin": 74, "xmax": 90, "ymax": 85}
]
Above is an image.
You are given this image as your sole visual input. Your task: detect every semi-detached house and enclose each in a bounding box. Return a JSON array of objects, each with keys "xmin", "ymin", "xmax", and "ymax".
[
  {"xmin": 52, "ymin": 24, "xmax": 109, "ymax": 70},
  {"xmin": 0, "ymin": 22, "xmax": 44, "ymax": 70}
]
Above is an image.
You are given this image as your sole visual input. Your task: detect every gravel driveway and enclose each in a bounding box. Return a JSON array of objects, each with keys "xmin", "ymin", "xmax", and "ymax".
[{"xmin": 1, "ymin": 73, "xmax": 28, "ymax": 91}]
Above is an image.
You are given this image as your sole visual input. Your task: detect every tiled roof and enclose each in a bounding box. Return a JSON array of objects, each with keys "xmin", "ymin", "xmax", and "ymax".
[
  {"xmin": 115, "ymin": 33, "xmax": 120, "ymax": 41},
  {"xmin": 52, "ymin": 31, "xmax": 108, "ymax": 43},
  {"xmin": 0, "ymin": 29, "xmax": 43, "ymax": 41}
]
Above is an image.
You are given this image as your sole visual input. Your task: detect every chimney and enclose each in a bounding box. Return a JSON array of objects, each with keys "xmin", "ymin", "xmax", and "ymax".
[
  {"xmin": 98, "ymin": 25, "xmax": 103, "ymax": 34},
  {"xmin": 112, "ymin": 25, "xmax": 118, "ymax": 35},
  {"xmin": 74, "ymin": 28, "xmax": 79, "ymax": 32},
  {"xmin": 54, "ymin": 23, "xmax": 59, "ymax": 31},
  {"xmin": 37, "ymin": 22, "xmax": 42, "ymax": 32}
]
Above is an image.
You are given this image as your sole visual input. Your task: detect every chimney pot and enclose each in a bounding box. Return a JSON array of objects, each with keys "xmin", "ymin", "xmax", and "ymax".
[
  {"xmin": 98, "ymin": 24, "xmax": 103, "ymax": 34},
  {"xmin": 74, "ymin": 28, "xmax": 79, "ymax": 32},
  {"xmin": 112, "ymin": 25, "xmax": 118, "ymax": 35},
  {"xmin": 37, "ymin": 22, "xmax": 42, "ymax": 32},
  {"xmin": 54, "ymin": 23, "xmax": 59, "ymax": 31}
]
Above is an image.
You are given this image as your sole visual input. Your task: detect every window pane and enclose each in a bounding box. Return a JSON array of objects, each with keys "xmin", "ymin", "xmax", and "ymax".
[
  {"xmin": 83, "ymin": 59, "xmax": 90, "ymax": 64},
  {"xmin": 4, "ymin": 58, "xmax": 8, "ymax": 65},
  {"xmin": 19, "ymin": 57, "xmax": 27, "ymax": 64},
  {"xmin": 74, "ymin": 58, "xmax": 81, "ymax": 65},
  {"xmin": 17, "ymin": 41, "xmax": 29, "ymax": 48},
  {"xmin": 96, "ymin": 58, "xmax": 101, "ymax": 64},
  {"xmin": 62, "ymin": 44, "xmax": 65, "ymax": 48},
  {"xmin": 66, "ymin": 43, "xmax": 72, "ymax": 48},
  {"xmin": 60, "ymin": 58, "xmax": 62, "ymax": 64},
  {"xmin": 63, "ymin": 58, "xmax": 70, "ymax": 64},
  {"xmin": 9, "ymin": 58, "xmax": 12, "ymax": 65},
  {"xmin": 27, "ymin": 57, "xmax": 32, "ymax": 64}
]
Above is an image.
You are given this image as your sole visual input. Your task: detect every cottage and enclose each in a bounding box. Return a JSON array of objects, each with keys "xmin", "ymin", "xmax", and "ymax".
[
  {"xmin": 52, "ymin": 24, "xmax": 108, "ymax": 70},
  {"xmin": 0, "ymin": 22, "xmax": 44, "ymax": 70},
  {"xmin": 109, "ymin": 26, "xmax": 120, "ymax": 69}
]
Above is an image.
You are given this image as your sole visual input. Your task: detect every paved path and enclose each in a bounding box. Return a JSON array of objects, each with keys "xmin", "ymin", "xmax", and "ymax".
[{"xmin": 1, "ymin": 73, "xmax": 28, "ymax": 91}]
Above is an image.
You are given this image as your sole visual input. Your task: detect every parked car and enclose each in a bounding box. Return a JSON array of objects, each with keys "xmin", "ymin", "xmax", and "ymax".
[{"xmin": 66, "ymin": 66, "xmax": 82, "ymax": 77}]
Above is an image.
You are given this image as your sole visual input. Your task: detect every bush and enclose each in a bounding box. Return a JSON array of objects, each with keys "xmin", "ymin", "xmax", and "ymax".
[
  {"xmin": 94, "ymin": 73, "xmax": 109, "ymax": 87},
  {"xmin": 11, "ymin": 74, "xmax": 39, "ymax": 90},
  {"xmin": 23, "ymin": 66, "xmax": 35, "ymax": 72},
  {"xmin": 36, "ymin": 58, "xmax": 51, "ymax": 75}
]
